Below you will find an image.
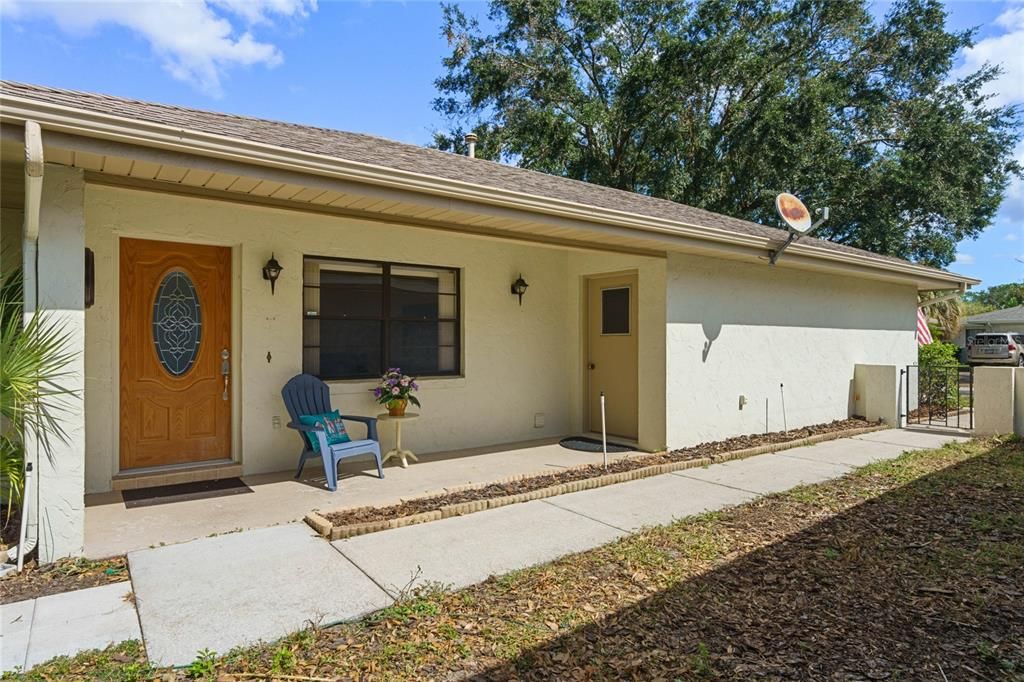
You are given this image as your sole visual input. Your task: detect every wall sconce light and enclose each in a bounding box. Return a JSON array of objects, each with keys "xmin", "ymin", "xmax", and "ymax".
[
  {"xmin": 262, "ymin": 253, "xmax": 283, "ymax": 295},
  {"xmin": 510, "ymin": 274, "xmax": 529, "ymax": 306}
]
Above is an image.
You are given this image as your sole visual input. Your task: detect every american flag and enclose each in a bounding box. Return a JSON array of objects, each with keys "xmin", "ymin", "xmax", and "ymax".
[{"xmin": 917, "ymin": 308, "xmax": 933, "ymax": 346}]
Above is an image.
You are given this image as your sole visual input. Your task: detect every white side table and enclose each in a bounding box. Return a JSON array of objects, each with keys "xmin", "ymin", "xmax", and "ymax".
[{"xmin": 377, "ymin": 413, "xmax": 420, "ymax": 468}]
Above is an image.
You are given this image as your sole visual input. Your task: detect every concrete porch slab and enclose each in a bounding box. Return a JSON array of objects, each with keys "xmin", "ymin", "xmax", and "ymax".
[
  {"xmin": 0, "ymin": 598, "xmax": 34, "ymax": 673},
  {"xmin": 852, "ymin": 429, "xmax": 972, "ymax": 449},
  {"xmin": 334, "ymin": 500, "xmax": 625, "ymax": 595},
  {"xmin": 128, "ymin": 524, "xmax": 391, "ymax": 667},
  {"xmin": 26, "ymin": 582, "xmax": 140, "ymax": 668},
  {"xmin": 674, "ymin": 452, "xmax": 851, "ymax": 495},
  {"xmin": 775, "ymin": 438, "xmax": 910, "ymax": 468},
  {"xmin": 87, "ymin": 438, "xmax": 639, "ymax": 558},
  {"xmin": 544, "ymin": 473, "xmax": 758, "ymax": 532}
]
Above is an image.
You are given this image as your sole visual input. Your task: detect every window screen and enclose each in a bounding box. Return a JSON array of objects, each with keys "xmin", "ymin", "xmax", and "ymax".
[
  {"xmin": 303, "ymin": 257, "xmax": 460, "ymax": 379},
  {"xmin": 601, "ymin": 287, "xmax": 630, "ymax": 335}
]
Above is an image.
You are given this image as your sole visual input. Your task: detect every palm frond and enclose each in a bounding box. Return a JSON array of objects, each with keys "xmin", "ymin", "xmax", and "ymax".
[
  {"xmin": 918, "ymin": 292, "xmax": 963, "ymax": 340},
  {"xmin": 0, "ymin": 267, "xmax": 81, "ymax": 468},
  {"xmin": 0, "ymin": 438, "xmax": 25, "ymax": 526}
]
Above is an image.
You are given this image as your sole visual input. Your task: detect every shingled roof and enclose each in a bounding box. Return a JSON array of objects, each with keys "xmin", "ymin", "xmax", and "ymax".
[
  {"xmin": 0, "ymin": 80, "xmax": 949, "ymax": 271},
  {"xmin": 964, "ymin": 305, "xmax": 1024, "ymax": 325}
]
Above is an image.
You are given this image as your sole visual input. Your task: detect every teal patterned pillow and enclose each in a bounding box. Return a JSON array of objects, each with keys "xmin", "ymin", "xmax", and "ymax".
[{"xmin": 298, "ymin": 410, "xmax": 351, "ymax": 453}]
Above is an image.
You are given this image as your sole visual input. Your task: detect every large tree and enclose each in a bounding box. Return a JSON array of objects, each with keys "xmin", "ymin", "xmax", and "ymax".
[
  {"xmin": 964, "ymin": 282, "xmax": 1024, "ymax": 310},
  {"xmin": 433, "ymin": 0, "xmax": 1021, "ymax": 267}
]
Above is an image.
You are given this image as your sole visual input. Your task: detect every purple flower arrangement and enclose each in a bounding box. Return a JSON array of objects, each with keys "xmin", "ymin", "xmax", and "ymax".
[{"xmin": 371, "ymin": 368, "xmax": 421, "ymax": 408}]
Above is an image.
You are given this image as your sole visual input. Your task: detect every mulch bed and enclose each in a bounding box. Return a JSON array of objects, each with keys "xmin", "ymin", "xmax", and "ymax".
[
  {"xmin": 322, "ymin": 417, "xmax": 879, "ymax": 526},
  {"xmin": 909, "ymin": 405, "xmax": 970, "ymax": 419},
  {"xmin": 0, "ymin": 556, "xmax": 130, "ymax": 605}
]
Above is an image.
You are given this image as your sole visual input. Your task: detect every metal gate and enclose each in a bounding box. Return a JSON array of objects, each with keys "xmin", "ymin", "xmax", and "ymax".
[{"xmin": 901, "ymin": 364, "xmax": 974, "ymax": 430}]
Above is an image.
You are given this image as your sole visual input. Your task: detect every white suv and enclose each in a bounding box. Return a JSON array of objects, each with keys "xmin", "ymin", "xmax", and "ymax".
[{"xmin": 968, "ymin": 332, "xmax": 1024, "ymax": 366}]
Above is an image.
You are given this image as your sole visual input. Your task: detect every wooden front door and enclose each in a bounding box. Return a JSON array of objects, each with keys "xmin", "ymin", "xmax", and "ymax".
[
  {"xmin": 587, "ymin": 273, "xmax": 639, "ymax": 440},
  {"xmin": 120, "ymin": 238, "xmax": 232, "ymax": 470}
]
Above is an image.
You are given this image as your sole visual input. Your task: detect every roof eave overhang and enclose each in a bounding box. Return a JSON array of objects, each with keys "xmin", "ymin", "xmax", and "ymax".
[{"xmin": 0, "ymin": 93, "xmax": 979, "ymax": 290}]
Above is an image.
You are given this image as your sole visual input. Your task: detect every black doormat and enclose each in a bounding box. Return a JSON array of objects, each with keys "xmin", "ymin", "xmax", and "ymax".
[
  {"xmin": 122, "ymin": 477, "xmax": 253, "ymax": 509},
  {"xmin": 558, "ymin": 436, "xmax": 634, "ymax": 454}
]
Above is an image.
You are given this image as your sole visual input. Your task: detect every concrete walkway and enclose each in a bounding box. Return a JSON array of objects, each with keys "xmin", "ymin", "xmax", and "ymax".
[
  {"xmin": 1, "ymin": 428, "xmax": 969, "ymax": 671},
  {"xmin": 1, "ymin": 581, "xmax": 140, "ymax": 672}
]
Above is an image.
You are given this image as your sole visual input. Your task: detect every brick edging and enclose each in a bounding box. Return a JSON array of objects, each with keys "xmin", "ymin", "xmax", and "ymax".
[{"xmin": 305, "ymin": 424, "xmax": 889, "ymax": 541}]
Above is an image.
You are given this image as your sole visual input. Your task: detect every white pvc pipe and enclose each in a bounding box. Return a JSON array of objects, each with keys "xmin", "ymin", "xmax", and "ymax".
[
  {"xmin": 780, "ymin": 383, "xmax": 788, "ymax": 434},
  {"xmin": 17, "ymin": 463, "xmax": 32, "ymax": 571},
  {"xmin": 600, "ymin": 392, "xmax": 608, "ymax": 469}
]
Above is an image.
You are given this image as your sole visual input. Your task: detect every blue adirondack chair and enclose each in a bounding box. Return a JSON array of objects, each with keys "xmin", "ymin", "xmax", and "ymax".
[{"xmin": 281, "ymin": 373, "xmax": 383, "ymax": 491}]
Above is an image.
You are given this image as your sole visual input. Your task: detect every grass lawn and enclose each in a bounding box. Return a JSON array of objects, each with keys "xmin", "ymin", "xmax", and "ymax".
[{"xmin": 8, "ymin": 436, "xmax": 1023, "ymax": 681}]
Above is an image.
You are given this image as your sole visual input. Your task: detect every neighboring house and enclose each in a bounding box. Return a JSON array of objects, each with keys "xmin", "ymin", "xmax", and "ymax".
[
  {"xmin": 956, "ymin": 305, "xmax": 1024, "ymax": 347},
  {"xmin": 0, "ymin": 82, "xmax": 977, "ymax": 562}
]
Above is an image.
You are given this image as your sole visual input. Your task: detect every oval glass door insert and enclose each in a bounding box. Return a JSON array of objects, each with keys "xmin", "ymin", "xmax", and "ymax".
[{"xmin": 152, "ymin": 270, "xmax": 202, "ymax": 376}]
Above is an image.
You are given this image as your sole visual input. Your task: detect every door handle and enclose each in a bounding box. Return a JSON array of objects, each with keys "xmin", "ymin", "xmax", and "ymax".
[
  {"xmin": 588, "ymin": 363, "xmax": 596, "ymax": 370},
  {"xmin": 221, "ymin": 349, "xmax": 230, "ymax": 400}
]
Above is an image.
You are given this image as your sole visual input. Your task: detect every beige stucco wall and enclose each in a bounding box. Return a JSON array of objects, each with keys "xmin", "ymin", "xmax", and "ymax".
[
  {"xmin": 1, "ymin": 207, "xmax": 23, "ymax": 276},
  {"xmin": 974, "ymin": 366, "xmax": 1015, "ymax": 436},
  {"xmin": 81, "ymin": 182, "xmax": 925, "ymax": 490},
  {"xmin": 83, "ymin": 184, "xmax": 663, "ymax": 492},
  {"xmin": 664, "ymin": 253, "xmax": 918, "ymax": 448}
]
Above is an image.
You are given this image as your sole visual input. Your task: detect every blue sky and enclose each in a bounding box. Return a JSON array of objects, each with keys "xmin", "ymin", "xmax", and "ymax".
[{"xmin": 1, "ymin": 0, "xmax": 1021, "ymax": 289}]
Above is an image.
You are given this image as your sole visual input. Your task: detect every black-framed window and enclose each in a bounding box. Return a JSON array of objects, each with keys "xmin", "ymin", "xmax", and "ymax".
[
  {"xmin": 303, "ymin": 256, "xmax": 460, "ymax": 380},
  {"xmin": 601, "ymin": 287, "xmax": 630, "ymax": 335}
]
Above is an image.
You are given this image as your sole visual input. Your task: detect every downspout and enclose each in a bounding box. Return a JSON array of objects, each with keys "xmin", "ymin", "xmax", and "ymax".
[
  {"xmin": 23, "ymin": 120, "xmax": 43, "ymax": 306},
  {"xmin": 18, "ymin": 120, "xmax": 43, "ymax": 571}
]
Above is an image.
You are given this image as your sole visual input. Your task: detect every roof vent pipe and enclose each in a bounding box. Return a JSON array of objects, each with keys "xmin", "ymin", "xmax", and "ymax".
[{"xmin": 464, "ymin": 133, "xmax": 477, "ymax": 159}]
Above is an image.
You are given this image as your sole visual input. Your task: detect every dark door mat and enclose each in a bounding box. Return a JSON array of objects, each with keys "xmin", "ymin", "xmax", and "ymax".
[
  {"xmin": 122, "ymin": 477, "xmax": 253, "ymax": 508},
  {"xmin": 559, "ymin": 436, "xmax": 634, "ymax": 454}
]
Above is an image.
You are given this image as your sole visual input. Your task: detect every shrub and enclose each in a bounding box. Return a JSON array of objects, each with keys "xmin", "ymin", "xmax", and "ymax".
[
  {"xmin": 918, "ymin": 340, "xmax": 959, "ymax": 367},
  {"xmin": 917, "ymin": 341, "xmax": 961, "ymax": 407}
]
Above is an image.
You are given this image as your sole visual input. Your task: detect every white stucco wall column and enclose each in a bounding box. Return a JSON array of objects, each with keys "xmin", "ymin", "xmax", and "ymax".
[
  {"xmin": 973, "ymin": 366, "xmax": 1015, "ymax": 436},
  {"xmin": 26, "ymin": 164, "xmax": 86, "ymax": 562}
]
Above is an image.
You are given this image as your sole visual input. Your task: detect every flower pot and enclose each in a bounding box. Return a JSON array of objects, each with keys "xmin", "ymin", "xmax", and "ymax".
[{"xmin": 387, "ymin": 399, "xmax": 408, "ymax": 417}]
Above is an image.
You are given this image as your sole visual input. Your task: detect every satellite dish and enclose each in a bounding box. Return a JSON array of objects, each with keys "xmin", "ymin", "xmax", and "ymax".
[
  {"xmin": 767, "ymin": 192, "xmax": 829, "ymax": 265},
  {"xmin": 775, "ymin": 193, "xmax": 812, "ymax": 234}
]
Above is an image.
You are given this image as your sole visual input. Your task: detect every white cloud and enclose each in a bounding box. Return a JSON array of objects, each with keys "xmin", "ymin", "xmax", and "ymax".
[
  {"xmin": 0, "ymin": 0, "xmax": 317, "ymax": 97},
  {"xmin": 954, "ymin": 252, "xmax": 976, "ymax": 265},
  {"xmin": 1001, "ymin": 140, "xmax": 1024, "ymax": 224},
  {"xmin": 954, "ymin": 5, "xmax": 1024, "ymax": 229},
  {"xmin": 1007, "ymin": 232, "xmax": 1020, "ymax": 241},
  {"xmin": 954, "ymin": 1, "xmax": 1024, "ymax": 106},
  {"xmin": 210, "ymin": 0, "xmax": 315, "ymax": 26}
]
